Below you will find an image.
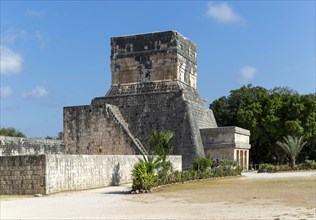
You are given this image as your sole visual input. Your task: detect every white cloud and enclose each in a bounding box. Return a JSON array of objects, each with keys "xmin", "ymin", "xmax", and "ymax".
[
  {"xmin": 1, "ymin": 28, "xmax": 28, "ymax": 44},
  {"xmin": 25, "ymin": 9, "xmax": 46, "ymax": 17},
  {"xmin": 35, "ymin": 31, "xmax": 47, "ymax": 48},
  {"xmin": 207, "ymin": 2, "xmax": 245, "ymax": 25},
  {"xmin": 0, "ymin": 46, "xmax": 23, "ymax": 75},
  {"xmin": 239, "ymin": 66, "xmax": 257, "ymax": 84},
  {"xmin": 22, "ymin": 85, "xmax": 48, "ymax": 98},
  {"xmin": 0, "ymin": 86, "xmax": 13, "ymax": 98},
  {"xmin": 2, "ymin": 28, "xmax": 48, "ymax": 48}
]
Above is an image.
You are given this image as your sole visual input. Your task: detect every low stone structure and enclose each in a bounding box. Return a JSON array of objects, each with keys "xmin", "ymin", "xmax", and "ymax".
[
  {"xmin": 0, "ymin": 136, "xmax": 64, "ymax": 156},
  {"xmin": 201, "ymin": 127, "xmax": 250, "ymax": 169},
  {"xmin": 0, "ymin": 154, "xmax": 182, "ymax": 195}
]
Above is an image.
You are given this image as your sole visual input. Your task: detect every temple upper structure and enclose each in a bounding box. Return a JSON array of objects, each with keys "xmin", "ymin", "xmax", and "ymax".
[{"xmin": 110, "ymin": 31, "xmax": 197, "ymax": 88}]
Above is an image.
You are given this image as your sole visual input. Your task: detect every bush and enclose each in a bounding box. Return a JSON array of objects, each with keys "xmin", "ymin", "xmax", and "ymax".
[
  {"xmin": 193, "ymin": 156, "xmax": 212, "ymax": 172},
  {"xmin": 302, "ymin": 160, "xmax": 316, "ymax": 170},
  {"xmin": 275, "ymin": 164, "xmax": 291, "ymax": 172},
  {"xmin": 156, "ymin": 160, "xmax": 173, "ymax": 185},
  {"xmin": 132, "ymin": 157, "xmax": 243, "ymax": 193},
  {"xmin": 257, "ymin": 162, "xmax": 314, "ymax": 173},
  {"xmin": 218, "ymin": 160, "xmax": 239, "ymax": 167},
  {"xmin": 131, "ymin": 161, "xmax": 157, "ymax": 191},
  {"xmin": 258, "ymin": 163, "xmax": 276, "ymax": 173}
]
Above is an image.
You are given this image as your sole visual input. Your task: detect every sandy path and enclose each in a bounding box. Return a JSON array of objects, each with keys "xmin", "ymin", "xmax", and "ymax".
[{"xmin": 1, "ymin": 171, "xmax": 315, "ymax": 220}]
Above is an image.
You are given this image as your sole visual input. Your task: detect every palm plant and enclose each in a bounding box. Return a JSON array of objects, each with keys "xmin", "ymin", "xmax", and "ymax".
[
  {"xmin": 148, "ymin": 130, "xmax": 174, "ymax": 184},
  {"xmin": 132, "ymin": 130, "xmax": 174, "ymax": 191},
  {"xmin": 131, "ymin": 160, "xmax": 157, "ymax": 191},
  {"xmin": 148, "ymin": 130, "xmax": 174, "ymax": 162},
  {"xmin": 276, "ymin": 135, "xmax": 307, "ymax": 169}
]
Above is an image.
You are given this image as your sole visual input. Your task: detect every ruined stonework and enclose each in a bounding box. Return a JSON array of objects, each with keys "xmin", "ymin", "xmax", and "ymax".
[
  {"xmin": 0, "ymin": 136, "xmax": 64, "ymax": 156},
  {"xmin": 64, "ymin": 31, "xmax": 250, "ymax": 169}
]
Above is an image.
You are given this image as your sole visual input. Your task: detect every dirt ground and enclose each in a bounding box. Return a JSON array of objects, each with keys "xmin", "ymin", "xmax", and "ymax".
[{"xmin": 1, "ymin": 171, "xmax": 315, "ymax": 220}]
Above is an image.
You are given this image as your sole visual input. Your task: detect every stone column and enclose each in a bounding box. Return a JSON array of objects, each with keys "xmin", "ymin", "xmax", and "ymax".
[
  {"xmin": 239, "ymin": 150, "xmax": 244, "ymax": 169},
  {"xmin": 234, "ymin": 149, "xmax": 237, "ymax": 161},
  {"xmin": 243, "ymin": 150, "xmax": 247, "ymax": 170},
  {"xmin": 246, "ymin": 150, "xmax": 249, "ymax": 171}
]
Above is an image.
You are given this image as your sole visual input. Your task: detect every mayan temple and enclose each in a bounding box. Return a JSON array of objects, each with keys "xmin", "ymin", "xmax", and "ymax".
[{"xmin": 63, "ymin": 31, "xmax": 251, "ymax": 169}]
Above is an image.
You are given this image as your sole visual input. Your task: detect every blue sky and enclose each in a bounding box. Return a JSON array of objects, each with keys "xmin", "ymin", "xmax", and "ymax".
[{"xmin": 1, "ymin": 1, "xmax": 315, "ymax": 138}]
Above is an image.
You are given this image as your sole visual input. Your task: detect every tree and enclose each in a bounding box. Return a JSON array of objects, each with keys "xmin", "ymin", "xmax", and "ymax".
[
  {"xmin": 209, "ymin": 85, "xmax": 316, "ymax": 164},
  {"xmin": 276, "ymin": 136, "xmax": 307, "ymax": 169},
  {"xmin": 0, "ymin": 127, "xmax": 26, "ymax": 137},
  {"xmin": 45, "ymin": 131, "xmax": 64, "ymax": 140},
  {"xmin": 57, "ymin": 131, "xmax": 63, "ymax": 140}
]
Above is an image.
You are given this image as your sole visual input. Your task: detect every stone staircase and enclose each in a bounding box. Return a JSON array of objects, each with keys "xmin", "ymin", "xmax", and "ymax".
[{"xmin": 105, "ymin": 104, "xmax": 148, "ymax": 156}]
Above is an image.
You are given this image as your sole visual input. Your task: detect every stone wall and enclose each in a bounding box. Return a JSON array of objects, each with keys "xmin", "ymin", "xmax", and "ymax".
[
  {"xmin": 0, "ymin": 154, "xmax": 182, "ymax": 195},
  {"xmin": 0, "ymin": 136, "xmax": 64, "ymax": 156},
  {"xmin": 0, "ymin": 155, "xmax": 46, "ymax": 195},
  {"xmin": 63, "ymin": 104, "xmax": 144, "ymax": 155}
]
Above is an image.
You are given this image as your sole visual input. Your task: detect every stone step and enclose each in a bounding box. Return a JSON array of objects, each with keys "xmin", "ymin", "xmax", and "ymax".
[{"xmin": 105, "ymin": 104, "xmax": 148, "ymax": 155}]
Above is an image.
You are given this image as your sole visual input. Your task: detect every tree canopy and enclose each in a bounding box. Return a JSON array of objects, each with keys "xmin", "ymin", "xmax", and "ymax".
[
  {"xmin": 210, "ymin": 85, "xmax": 316, "ymax": 164},
  {"xmin": 0, "ymin": 127, "xmax": 26, "ymax": 138}
]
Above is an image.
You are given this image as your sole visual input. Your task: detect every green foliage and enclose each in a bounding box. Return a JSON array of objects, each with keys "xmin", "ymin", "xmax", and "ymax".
[
  {"xmin": 156, "ymin": 160, "xmax": 173, "ymax": 185},
  {"xmin": 302, "ymin": 160, "xmax": 316, "ymax": 170},
  {"xmin": 131, "ymin": 160, "xmax": 157, "ymax": 191},
  {"xmin": 276, "ymin": 136, "xmax": 307, "ymax": 169},
  {"xmin": 209, "ymin": 85, "xmax": 316, "ymax": 164},
  {"xmin": 45, "ymin": 132, "xmax": 63, "ymax": 140},
  {"xmin": 0, "ymin": 127, "xmax": 26, "ymax": 138},
  {"xmin": 132, "ymin": 130, "xmax": 243, "ymax": 193},
  {"xmin": 164, "ymin": 165, "xmax": 242, "ymax": 185},
  {"xmin": 148, "ymin": 130, "xmax": 174, "ymax": 185},
  {"xmin": 258, "ymin": 161, "xmax": 315, "ymax": 173},
  {"xmin": 148, "ymin": 130, "xmax": 174, "ymax": 162},
  {"xmin": 138, "ymin": 155, "xmax": 160, "ymax": 174},
  {"xmin": 193, "ymin": 156, "xmax": 212, "ymax": 172},
  {"xmin": 258, "ymin": 163, "xmax": 278, "ymax": 173},
  {"xmin": 218, "ymin": 160, "xmax": 239, "ymax": 167},
  {"xmin": 132, "ymin": 130, "xmax": 174, "ymax": 191}
]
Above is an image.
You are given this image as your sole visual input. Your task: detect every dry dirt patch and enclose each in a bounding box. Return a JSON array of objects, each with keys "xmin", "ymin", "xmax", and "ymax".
[{"xmin": 146, "ymin": 174, "xmax": 315, "ymax": 208}]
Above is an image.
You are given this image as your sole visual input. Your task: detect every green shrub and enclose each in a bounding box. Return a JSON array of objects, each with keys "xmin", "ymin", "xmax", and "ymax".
[
  {"xmin": 303, "ymin": 160, "xmax": 316, "ymax": 170},
  {"xmin": 156, "ymin": 160, "xmax": 173, "ymax": 185},
  {"xmin": 219, "ymin": 160, "xmax": 239, "ymax": 167},
  {"xmin": 257, "ymin": 161, "xmax": 316, "ymax": 174},
  {"xmin": 258, "ymin": 163, "xmax": 276, "ymax": 173},
  {"xmin": 258, "ymin": 163, "xmax": 293, "ymax": 173},
  {"xmin": 132, "ymin": 157, "xmax": 243, "ymax": 193},
  {"xmin": 193, "ymin": 156, "xmax": 212, "ymax": 172},
  {"xmin": 275, "ymin": 164, "xmax": 291, "ymax": 172},
  {"xmin": 131, "ymin": 161, "xmax": 157, "ymax": 191}
]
